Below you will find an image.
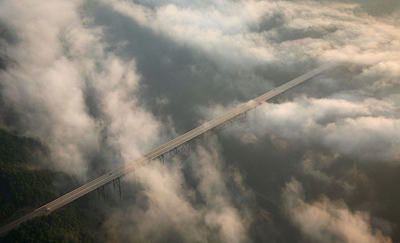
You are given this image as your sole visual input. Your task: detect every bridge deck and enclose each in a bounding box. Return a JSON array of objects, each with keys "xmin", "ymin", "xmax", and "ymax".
[{"xmin": 0, "ymin": 64, "xmax": 331, "ymax": 235}]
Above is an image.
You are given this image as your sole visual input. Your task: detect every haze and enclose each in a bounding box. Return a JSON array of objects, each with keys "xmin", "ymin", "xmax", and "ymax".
[{"xmin": 0, "ymin": 0, "xmax": 399, "ymax": 242}]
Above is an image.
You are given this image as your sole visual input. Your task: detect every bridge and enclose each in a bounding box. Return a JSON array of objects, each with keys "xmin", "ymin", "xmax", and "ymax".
[{"xmin": 0, "ymin": 64, "xmax": 332, "ymax": 235}]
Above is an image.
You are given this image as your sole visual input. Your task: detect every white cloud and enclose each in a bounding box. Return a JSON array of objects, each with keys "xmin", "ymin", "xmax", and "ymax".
[
  {"xmin": 249, "ymin": 97, "xmax": 400, "ymax": 162},
  {"xmin": 104, "ymin": 0, "xmax": 400, "ymax": 162},
  {"xmin": 0, "ymin": 0, "xmax": 161, "ymax": 177},
  {"xmin": 105, "ymin": 138, "xmax": 252, "ymax": 243},
  {"xmin": 202, "ymin": 96, "xmax": 400, "ymax": 162},
  {"xmin": 283, "ymin": 178, "xmax": 392, "ymax": 243},
  {"xmin": 1, "ymin": 0, "xmax": 399, "ymax": 241},
  {"xmin": 300, "ymin": 151, "xmax": 340, "ymax": 183},
  {"xmin": 104, "ymin": 0, "xmax": 400, "ymax": 72}
]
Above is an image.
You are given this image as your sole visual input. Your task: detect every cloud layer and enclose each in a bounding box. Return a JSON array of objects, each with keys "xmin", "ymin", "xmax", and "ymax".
[
  {"xmin": 104, "ymin": 138, "xmax": 253, "ymax": 243},
  {"xmin": 0, "ymin": 0, "xmax": 161, "ymax": 178},
  {"xmin": 283, "ymin": 178, "xmax": 392, "ymax": 243},
  {"xmin": 0, "ymin": 0, "xmax": 399, "ymax": 242}
]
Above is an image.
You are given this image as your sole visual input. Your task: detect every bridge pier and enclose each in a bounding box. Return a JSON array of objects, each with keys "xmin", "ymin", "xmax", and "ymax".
[
  {"xmin": 113, "ymin": 177, "xmax": 122, "ymax": 199},
  {"xmin": 158, "ymin": 154, "xmax": 164, "ymax": 164},
  {"xmin": 212, "ymin": 111, "xmax": 247, "ymax": 134},
  {"xmin": 97, "ymin": 185, "xmax": 105, "ymax": 201},
  {"xmin": 170, "ymin": 147, "xmax": 178, "ymax": 159},
  {"xmin": 178, "ymin": 141, "xmax": 194, "ymax": 161},
  {"xmin": 154, "ymin": 141, "xmax": 195, "ymax": 164}
]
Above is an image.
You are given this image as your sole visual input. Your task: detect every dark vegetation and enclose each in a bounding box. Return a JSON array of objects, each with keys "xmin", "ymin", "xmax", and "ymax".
[
  {"xmin": 0, "ymin": 210, "xmax": 94, "ymax": 243},
  {"xmin": 0, "ymin": 129, "xmax": 98, "ymax": 242},
  {"xmin": 0, "ymin": 129, "xmax": 54, "ymax": 221}
]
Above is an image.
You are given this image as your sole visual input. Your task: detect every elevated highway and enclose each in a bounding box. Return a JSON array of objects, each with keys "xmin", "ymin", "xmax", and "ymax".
[{"xmin": 0, "ymin": 64, "xmax": 331, "ymax": 235}]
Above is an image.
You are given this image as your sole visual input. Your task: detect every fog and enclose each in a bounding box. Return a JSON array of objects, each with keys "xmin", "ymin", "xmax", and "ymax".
[{"xmin": 0, "ymin": 0, "xmax": 399, "ymax": 242}]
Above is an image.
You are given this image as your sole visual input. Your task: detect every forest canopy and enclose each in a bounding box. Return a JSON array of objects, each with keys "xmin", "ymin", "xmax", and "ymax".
[{"xmin": 0, "ymin": 130, "xmax": 97, "ymax": 242}]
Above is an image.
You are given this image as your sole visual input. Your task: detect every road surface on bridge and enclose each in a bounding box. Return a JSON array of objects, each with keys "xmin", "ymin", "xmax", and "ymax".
[{"xmin": 0, "ymin": 64, "xmax": 331, "ymax": 235}]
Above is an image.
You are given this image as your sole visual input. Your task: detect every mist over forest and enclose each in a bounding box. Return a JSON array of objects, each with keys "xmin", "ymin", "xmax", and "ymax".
[{"xmin": 0, "ymin": 0, "xmax": 399, "ymax": 242}]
